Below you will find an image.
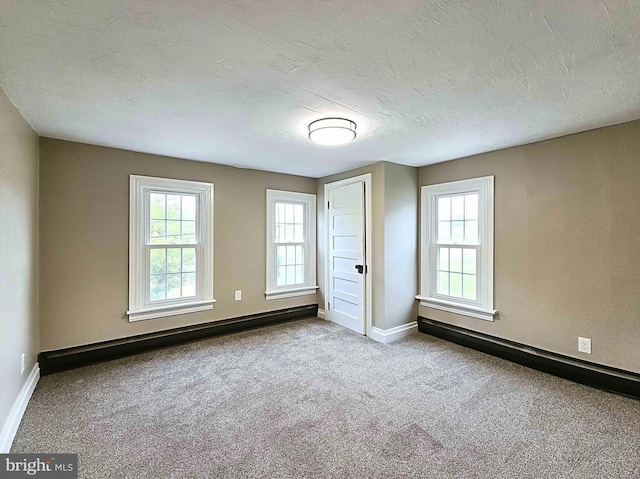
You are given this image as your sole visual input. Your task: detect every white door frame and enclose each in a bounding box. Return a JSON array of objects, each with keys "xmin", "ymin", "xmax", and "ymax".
[{"xmin": 324, "ymin": 173, "xmax": 372, "ymax": 336}]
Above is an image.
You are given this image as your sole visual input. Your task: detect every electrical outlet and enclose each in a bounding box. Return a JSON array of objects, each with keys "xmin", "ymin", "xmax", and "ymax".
[
  {"xmin": 578, "ymin": 337, "xmax": 592, "ymax": 354},
  {"xmin": 234, "ymin": 290, "xmax": 242, "ymax": 301},
  {"xmin": 20, "ymin": 353, "xmax": 25, "ymax": 374}
]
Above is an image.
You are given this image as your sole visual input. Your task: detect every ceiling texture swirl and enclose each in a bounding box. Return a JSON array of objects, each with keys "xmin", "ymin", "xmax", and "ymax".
[{"xmin": 1, "ymin": 0, "xmax": 639, "ymax": 176}]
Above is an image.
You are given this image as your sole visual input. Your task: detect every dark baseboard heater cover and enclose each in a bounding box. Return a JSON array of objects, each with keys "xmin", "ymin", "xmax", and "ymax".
[
  {"xmin": 39, "ymin": 304, "xmax": 318, "ymax": 375},
  {"xmin": 418, "ymin": 316, "xmax": 640, "ymax": 400}
]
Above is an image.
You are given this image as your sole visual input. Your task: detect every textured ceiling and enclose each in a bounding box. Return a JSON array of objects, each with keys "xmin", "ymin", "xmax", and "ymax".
[{"xmin": 1, "ymin": 1, "xmax": 639, "ymax": 177}]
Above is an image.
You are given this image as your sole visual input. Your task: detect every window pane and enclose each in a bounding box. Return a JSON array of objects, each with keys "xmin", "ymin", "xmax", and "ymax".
[
  {"xmin": 463, "ymin": 274, "xmax": 476, "ymax": 300},
  {"xmin": 182, "ymin": 195, "xmax": 196, "ymax": 220},
  {"xmin": 438, "ymin": 197, "xmax": 451, "ymax": 221},
  {"xmin": 285, "ymin": 225, "xmax": 294, "ymax": 242},
  {"xmin": 451, "ymin": 196, "xmax": 464, "ymax": 220},
  {"xmin": 286, "ymin": 245, "xmax": 296, "ymax": 265},
  {"xmin": 277, "ymin": 266, "xmax": 286, "ymax": 286},
  {"xmin": 285, "ymin": 204, "xmax": 294, "ymax": 224},
  {"xmin": 276, "ymin": 246, "xmax": 286, "ymax": 266},
  {"xmin": 182, "ymin": 220, "xmax": 195, "ymax": 236},
  {"xmin": 150, "ymin": 249, "xmax": 166, "ymax": 275},
  {"xmin": 182, "ymin": 273, "xmax": 196, "ymax": 297},
  {"xmin": 150, "ymin": 194, "xmax": 165, "ymax": 219},
  {"xmin": 167, "ymin": 220, "xmax": 181, "ymax": 236},
  {"xmin": 450, "ymin": 273, "xmax": 462, "ymax": 297},
  {"xmin": 182, "ymin": 234, "xmax": 196, "ymax": 244},
  {"xmin": 150, "ymin": 275, "xmax": 166, "ymax": 301},
  {"xmin": 438, "ymin": 247, "xmax": 449, "ymax": 271},
  {"xmin": 166, "ymin": 274, "xmax": 182, "ymax": 298},
  {"xmin": 464, "ymin": 220, "xmax": 478, "ymax": 243},
  {"xmin": 296, "ymin": 265, "xmax": 304, "ymax": 284},
  {"xmin": 286, "ymin": 265, "xmax": 296, "ymax": 284},
  {"xmin": 277, "ymin": 203, "xmax": 285, "ymax": 223},
  {"xmin": 437, "ymin": 272, "xmax": 449, "ymax": 295},
  {"xmin": 167, "ymin": 248, "xmax": 181, "ymax": 273},
  {"xmin": 450, "ymin": 248, "xmax": 462, "ymax": 272},
  {"xmin": 167, "ymin": 195, "xmax": 181, "ymax": 219},
  {"xmin": 438, "ymin": 221, "xmax": 451, "ymax": 243},
  {"xmin": 296, "ymin": 245, "xmax": 304, "ymax": 265},
  {"xmin": 465, "ymin": 194, "xmax": 478, "ymax": 220},
  {"xmin": 294, "ymin": 225, "xmax": 303, "ymax": 242},
  {"xmin": 150, "ymin": 220, "xmax": 165, "ymax": 239},
  {"xmin": 463, "ymin": 249, "xmax": 476, "ymax": 274},
  {"xmin": 451, "ymin": 221, "xmax": 464, "ymax": 243},
  {"xmin": 182, "ymin": 248, "xmax": 196, "ymax": 273}
]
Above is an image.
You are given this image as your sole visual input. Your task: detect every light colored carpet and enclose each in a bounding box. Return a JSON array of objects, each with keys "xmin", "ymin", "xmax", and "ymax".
[{"xmin": 12, "ymin": 318, "xmax": 640, "ymax": 478}]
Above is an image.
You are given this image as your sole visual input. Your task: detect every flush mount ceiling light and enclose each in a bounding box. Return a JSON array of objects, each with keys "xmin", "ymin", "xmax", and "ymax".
[{"xmin": 308, "ymin": 118, "xmax": 357, "ymax": 146}]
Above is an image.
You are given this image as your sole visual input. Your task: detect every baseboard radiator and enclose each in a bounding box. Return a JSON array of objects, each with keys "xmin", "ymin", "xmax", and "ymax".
[
  {"xmin": 418, "ymin": 316, "xmax": 640, "ymax": 400},
  {"xmin": 39, "ymin": 304, "xmax": 318, "ymax": 375}
]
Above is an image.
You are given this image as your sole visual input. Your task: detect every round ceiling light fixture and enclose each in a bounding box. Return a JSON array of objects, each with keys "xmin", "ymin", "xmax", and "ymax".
[{"xmin": 308, "ymin": 117, "xmax": 357, "ymax": 146}]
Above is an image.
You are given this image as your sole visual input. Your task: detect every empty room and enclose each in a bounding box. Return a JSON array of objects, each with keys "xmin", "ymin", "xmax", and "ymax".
[{"xmin": 1, "ymin": 1, "xmax": 639, "ymax": 478}]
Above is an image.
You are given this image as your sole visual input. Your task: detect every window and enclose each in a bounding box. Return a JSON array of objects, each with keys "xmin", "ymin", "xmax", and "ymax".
[
  {"xmin": 265, "ymin": 190, "xmax": 318, "ymax": 300},
  {"xmin": 417, "ymin": 176, "xmax": 496, "ymax": 321},
  {"xmin": 128, "ymin": 175, "xmax": 214, "ymax": 321}
]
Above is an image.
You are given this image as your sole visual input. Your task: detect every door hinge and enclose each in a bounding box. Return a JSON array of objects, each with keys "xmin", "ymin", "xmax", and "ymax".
[
  {"xmin": 328, "ymin": 302, "xmax": 330, "ymax": 311},
  {"xmin": 327, "ymin": 201, "xmax": 330, "ymax": 208}
]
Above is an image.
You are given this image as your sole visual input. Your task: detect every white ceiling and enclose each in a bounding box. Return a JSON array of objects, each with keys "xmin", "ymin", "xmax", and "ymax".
[{"xmin": 1, "ymin": 1, "xmax": 639, "ymax": 177}]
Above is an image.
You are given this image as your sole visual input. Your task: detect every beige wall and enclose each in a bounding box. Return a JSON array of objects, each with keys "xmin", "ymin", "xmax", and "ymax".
[
  {"xmin": 0, "ymin": 88, "xmax": 39, "ymax": 436},
  {"xmin": 383, "ymin": 162, "xmax": 418, "ymax": 330},
  {"xmin": 39, "ymin": 138, "xmax": 317, "ymax": 351},
  {"xmin": 317, "ymin": 161, "xmax": 418, "ymax": 332},
  {"xmin": 419, "ymin": 120, "xmax": 640, "ymax": 373}
]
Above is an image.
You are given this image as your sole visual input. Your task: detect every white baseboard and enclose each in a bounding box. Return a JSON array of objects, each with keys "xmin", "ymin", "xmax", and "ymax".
[
  {"xmin": 369, "ymin": 322, "xmax": 418, "ymax": 344},
  {"xmin": 317, "ymin": 308, "xmax": 326, "ymax": 320},
  {"xmin": 0, "ymin": 363, "xmax": 40, "ymax": 453}
]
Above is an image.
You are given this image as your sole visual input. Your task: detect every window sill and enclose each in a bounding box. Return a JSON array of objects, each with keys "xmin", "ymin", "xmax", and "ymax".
[
  {"xmin": 127, "ymin": 299, "xmax": 216, "ymax": 322},
  {"xmin": 415, "ymin": 296, "xmax": 496, "ymax": 322},
  {"xmin": 265, "ymin": 286, "xmax": 319, "ymax": 301}
]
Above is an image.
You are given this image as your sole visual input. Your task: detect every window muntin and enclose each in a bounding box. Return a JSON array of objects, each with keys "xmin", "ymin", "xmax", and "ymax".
[
  {"xmin": 149, "ymin": 247, "xmax": 197, "ymax": 301},
  {"xmin": 434, "ymin": 192, "xmax": 480, "ymax": 303},
  {"xmin": 436, "ymin": 194, "xmax": 478, "ymax": 244},
  {"xmin": 266, "ymin": 190, "xmax": 317, "ymax": 300},
  {"xmin": 436, "ymin": 246, "xmax": 476, "ymax": 300},
  {"xmin": 148, "ymin": 191, "xmax": 199, "ymax": 303},
  {"xmin": 418, "ymin": 176, "xmax": 495, "ymax": 321},
  {"xmin": 128, "ymin": 176, "xmax": 214, "ymax": 321},
  {"xmin": 149, "ymin": 193, "xmax": 197, "ymax": 245},
  {"xmin": 275, "ymin": 202, "xmax": 306, "ymax": 287}
]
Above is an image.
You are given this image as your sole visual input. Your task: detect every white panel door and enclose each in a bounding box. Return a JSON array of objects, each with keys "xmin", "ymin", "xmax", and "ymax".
[{"xmin": 327, "ymin": 181, "xmax": 365, "ymax": 334}]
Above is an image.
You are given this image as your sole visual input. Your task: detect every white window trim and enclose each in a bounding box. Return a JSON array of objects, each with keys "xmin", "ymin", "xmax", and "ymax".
[
  {"xmin": 128, "ymin": 175, "xmax": 215, "ymax": 322},
  {"xmin": 265, "ymin": 190, "xmax": 318, "ymax": 300},
  {"xmin": 416, "ymin": 176, "xmax": 496, "ymax": 321}
]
